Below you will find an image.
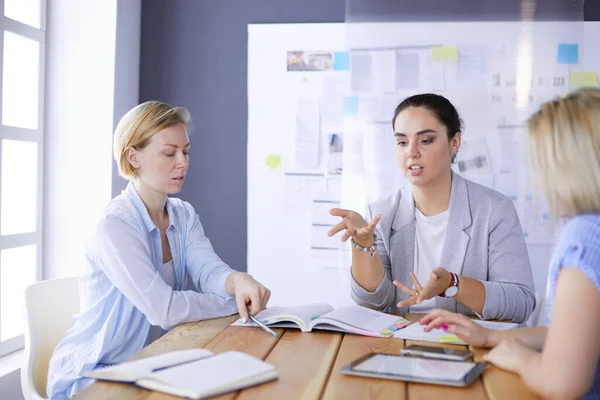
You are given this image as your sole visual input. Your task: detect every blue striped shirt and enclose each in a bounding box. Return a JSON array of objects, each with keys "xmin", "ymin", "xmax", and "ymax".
[
  {"xmin": 46, "ymin": 182, "xmax": 238, "ymax": 399},
  {"xmin": 546, "ymin": 214, "xmax": 600, "ymax": 399}
]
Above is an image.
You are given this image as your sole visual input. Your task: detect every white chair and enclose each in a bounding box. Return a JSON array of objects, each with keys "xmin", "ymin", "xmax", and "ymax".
[{"xmin": 21, "ymin": 277, "xmax": 79, "ymax": 400}]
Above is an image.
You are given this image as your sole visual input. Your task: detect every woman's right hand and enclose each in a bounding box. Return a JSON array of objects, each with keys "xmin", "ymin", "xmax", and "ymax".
[
  {"xmin": 327, "ymin": 208, "xmax": 381, "ymax": 247},
  {"xmin": 419, "ymin": 309, "xmax": 494, "ymax": 348}
]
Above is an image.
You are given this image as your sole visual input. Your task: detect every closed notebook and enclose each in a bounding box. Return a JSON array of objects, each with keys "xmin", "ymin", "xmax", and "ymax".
[
  {"xmin": 232, "ymin": 303, "xmax": 409, "ymax": 337},
  {"xmin": 84, "ymin": 349, "xmax": 277, "ymax": 399}
]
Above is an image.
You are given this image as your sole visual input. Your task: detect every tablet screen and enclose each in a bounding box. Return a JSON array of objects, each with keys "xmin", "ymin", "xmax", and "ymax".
[{"xmin": 351, "ymin": 354, "xmax": 477, "ymax": 381}]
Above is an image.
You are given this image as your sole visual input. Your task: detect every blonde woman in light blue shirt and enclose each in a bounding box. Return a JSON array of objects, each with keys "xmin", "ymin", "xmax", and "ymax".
[{"xmin": 47, "ymin": 101, "xmax": 271, "ymax": 399}]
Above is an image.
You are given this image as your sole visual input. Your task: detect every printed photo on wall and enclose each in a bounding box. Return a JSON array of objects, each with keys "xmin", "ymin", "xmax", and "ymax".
[
  {"xmin": 327, "ymin": 133, "xmax": 343, "ymax": 175},
  {"xmin": 287, "ymin": 51, "xmax": 333, "ymax": 71}
]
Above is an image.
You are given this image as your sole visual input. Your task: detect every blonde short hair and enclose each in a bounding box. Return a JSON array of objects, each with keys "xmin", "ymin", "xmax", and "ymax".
[
  {"xmin": 527, "ymin": 87, "xmax": 600, "ymax": 218},
  {"xmin": 113, "ymin": 101, "xmax": 191, "ymax": 180}
]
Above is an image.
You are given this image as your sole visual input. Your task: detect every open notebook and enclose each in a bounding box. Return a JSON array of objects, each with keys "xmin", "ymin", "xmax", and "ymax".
[
  {"xmin": 394, "ymin": 319, "xmax": 520, "ymax": 344},
  {"xmin": 84, "ymin": 349, "xmax": 277, "ymax": 399},
  {"xmin": 232, "ymin": 303, "xmax": 409, "ymax": 337}
]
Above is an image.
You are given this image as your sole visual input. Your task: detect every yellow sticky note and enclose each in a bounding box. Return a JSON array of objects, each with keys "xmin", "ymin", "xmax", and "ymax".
[
  {"xmin": 570, "ymin": 72, "xmax": 599, "ymax": 88},
  {"xmin": 265, "ymin": 154, "xmax": 282, "ymax": 170},
  {"xmin": 380, "ymin": 329, "xmax": 393, "ymax": 337},
  {"xmin": 440, "ymin": 335, "xmax": 467, "ymax": 344},
  {"xmin": 431, "ymin": 46, "xmax": 459, "ymax": 62}
]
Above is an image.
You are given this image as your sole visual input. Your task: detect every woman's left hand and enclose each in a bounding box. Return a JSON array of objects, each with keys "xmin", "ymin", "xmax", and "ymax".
[
  {"xmin": 226, "ymin": 272, "xmax": 271, "ymax": 322},
  {"xmin": 483, "ymin": 339, "xmax": 538, "ymax": 375},
  {"xmin": 393, "ymin": 267, "xmax": 452, "ymax": 307}
]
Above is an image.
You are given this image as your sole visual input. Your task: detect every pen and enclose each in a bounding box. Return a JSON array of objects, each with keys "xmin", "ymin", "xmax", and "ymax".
[{"xmin": 247, "ymin": 312, "xmax": 278, "ymax": 337}]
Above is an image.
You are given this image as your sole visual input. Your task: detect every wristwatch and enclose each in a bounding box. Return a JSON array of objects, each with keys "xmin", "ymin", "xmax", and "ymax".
[{"xmin": 441, "ymin": 272, "xmax": 459, "ymax": 298}]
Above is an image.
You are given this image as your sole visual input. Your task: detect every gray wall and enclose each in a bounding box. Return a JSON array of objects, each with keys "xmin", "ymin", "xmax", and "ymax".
[
  {"xmin": 112, "ymin": 0, "xmax": 142, "ymax": 196},
  {"xmin": 138, "ymin": 0, "xmax": 346, "ymax": 272}
]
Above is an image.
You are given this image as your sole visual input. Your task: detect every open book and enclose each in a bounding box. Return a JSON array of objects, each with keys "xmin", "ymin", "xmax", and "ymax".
[
  {"xmin": 232, "ymin": 303, "xmax": 409, "ymax": 337},
  {"xmin": 84, "ymin": 349, "xmax": 277, "ymax": 399}
]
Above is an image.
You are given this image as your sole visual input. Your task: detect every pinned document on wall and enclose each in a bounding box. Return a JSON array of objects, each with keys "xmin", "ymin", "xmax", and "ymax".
[
  {"xmin": 570, "ymin": 72, "xmax": 599, "ymax": 88},
  {"xmin": 431, "ymin": 46, "xmax": 459, "ymax": 62},
  {"xmin": 557, "ymin": 43, "xmax": 578, "ymax": 64},
  {"xmin": 295, "ymin": 98, "xmax": 321, "ymax": 169}
]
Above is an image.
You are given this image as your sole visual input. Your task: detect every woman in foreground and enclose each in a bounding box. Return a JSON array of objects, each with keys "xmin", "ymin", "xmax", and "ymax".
[{"xmin": 421, "ymin": 87, "xmax": 600, "ymax": 400}]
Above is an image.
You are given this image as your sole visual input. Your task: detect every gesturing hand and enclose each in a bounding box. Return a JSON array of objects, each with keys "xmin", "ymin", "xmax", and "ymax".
[
  {"xmin": 393, "ymin": 267, "xmax": 452, "ymax": 307},
  {"xmin": 327, "ymin": 208, "xmax": 381, "ymax": 247}
]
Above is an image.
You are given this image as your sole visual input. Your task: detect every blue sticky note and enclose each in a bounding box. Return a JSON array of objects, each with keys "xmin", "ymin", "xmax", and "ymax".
[
  {"xmin": 333, "ymin": 51, "xmax": 350, "ymax": 70},
  {"xmin": 557, "ymin": 43, "xmax": 578, "ymax": 64},
  {"xmin": 344, "ymin": 96, "xmax": 359, "ymax": 115}
]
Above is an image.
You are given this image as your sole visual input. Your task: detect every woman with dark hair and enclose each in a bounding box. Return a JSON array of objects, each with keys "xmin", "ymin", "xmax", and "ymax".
[{"xmin": 329, "ymin": 93, "xmax": 535, "ymax": 323}]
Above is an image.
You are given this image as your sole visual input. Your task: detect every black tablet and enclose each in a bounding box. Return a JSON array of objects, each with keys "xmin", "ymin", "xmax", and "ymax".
[{"xmin": 340, "ymin": 352, "xmax": 487, "ymax": 387}]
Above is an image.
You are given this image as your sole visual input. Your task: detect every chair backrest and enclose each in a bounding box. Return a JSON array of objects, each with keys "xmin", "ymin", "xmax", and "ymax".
[{"xmin": 21, "ymin": 277, "xmax": 79, "ymax": 400}]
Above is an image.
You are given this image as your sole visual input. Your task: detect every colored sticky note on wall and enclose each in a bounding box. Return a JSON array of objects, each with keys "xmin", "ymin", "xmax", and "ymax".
[
  {"xmin": 431, "ymin": 46, "xmax": 459, "ymax": 62},
  {"xmin": 333, "ymin": 51, "xmax": 350, "ymax": 71},
  {"xmin": 343, "ymin": 96, "xmax": 359, "ymax": 115},
  {"xmin": 570, "ymin": 72, "xmax": 599, "ymax": 88},
  {"xmin": 265, "ymin": 154, "xmax": 282, "ymax": 170},
  {"xmin": 557, "ymin": 43, "xmax": 578, "ymax": 64}
]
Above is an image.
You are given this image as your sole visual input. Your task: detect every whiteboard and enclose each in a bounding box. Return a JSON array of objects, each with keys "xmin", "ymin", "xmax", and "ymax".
[{"xmin": 247, "ymin": 22, "xmax": 600, "ymax": 309}]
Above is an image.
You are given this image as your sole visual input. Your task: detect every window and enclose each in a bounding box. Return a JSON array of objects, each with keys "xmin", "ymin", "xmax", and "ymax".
[{"xmin": 0, "ymin": 0, "xmax": 45, "ymax": 357}]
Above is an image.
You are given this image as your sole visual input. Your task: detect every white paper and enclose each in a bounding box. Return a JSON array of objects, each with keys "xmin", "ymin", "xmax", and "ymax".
[
  {"xmin": 311, "ymin": 199, "xmax": 340, "ymax": 225},
  {"xmin": 351, "ymin": 52, "xmax": 373, "ymax": 93},
  {"xmin": 372, "ymin": 50, "xmax": 396, "ymax": 93},
  {"xmin": 321, "ymin": 74, "xmax": 350, "ymax": 130},
  {"xmin": 295, "ymin": 98, "xmax": 321, "ymax": 169},
  {"xmin": 420, "ymin": 50, "xmax": 445, "ymax": 91},
  {"xmin": 395, "ymin": 50, "xmax": 420, "ymax": 90},
  {"xmin": 284, "ymin": 173, "xmax": 326, "ymax": 217}
]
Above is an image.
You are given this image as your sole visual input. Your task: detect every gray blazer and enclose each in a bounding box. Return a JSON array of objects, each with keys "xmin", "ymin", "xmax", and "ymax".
[{"xmin": 350, "ymin": 172, "xmax": 535, "ymax": 323}]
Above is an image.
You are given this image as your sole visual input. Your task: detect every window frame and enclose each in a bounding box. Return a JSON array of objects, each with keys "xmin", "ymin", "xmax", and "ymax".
[{"xmin": 0, "ymin": 0, "xmax": 46, "ymax": 357}]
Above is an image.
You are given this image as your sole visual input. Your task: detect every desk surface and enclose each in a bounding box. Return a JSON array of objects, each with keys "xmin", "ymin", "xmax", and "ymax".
[{"xmin": 75, "ymin": 314, "xmax": 538, "ymax": 400}]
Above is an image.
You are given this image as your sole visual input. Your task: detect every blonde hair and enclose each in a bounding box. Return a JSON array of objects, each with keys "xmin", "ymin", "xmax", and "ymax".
[
  {"xmin": 113, "ymin": 101, "xmax": 191, "ymax": 180},
  {"xmin": 527, "ymin": 87, "xmax": 600, "ymax": 218}
]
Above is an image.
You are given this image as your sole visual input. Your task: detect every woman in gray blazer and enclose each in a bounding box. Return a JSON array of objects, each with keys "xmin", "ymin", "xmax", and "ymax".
[{"xmin": 329, "ymin": 93, "xmax": 535, "ymax": 323}]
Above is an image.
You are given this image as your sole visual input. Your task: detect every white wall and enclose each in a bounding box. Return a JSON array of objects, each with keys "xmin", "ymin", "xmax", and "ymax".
[{"xmin": 43, "ymin": 0, "xmax": 141, "ymax": 280}]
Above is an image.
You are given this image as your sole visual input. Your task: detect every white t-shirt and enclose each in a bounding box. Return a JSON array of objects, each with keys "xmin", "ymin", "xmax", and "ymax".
[
  {"xmin": 409, "ymin": 208, "xmax": 449, "ymax": 313},
  {"xmin": 145, "ymin": 259, "xmax": 176, "ymax": 345}
]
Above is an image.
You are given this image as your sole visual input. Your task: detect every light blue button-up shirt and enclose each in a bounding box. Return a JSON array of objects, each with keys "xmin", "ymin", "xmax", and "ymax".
[{"xmin": 46, "ymin": 182, "xmax": 238, "ymax": 399}]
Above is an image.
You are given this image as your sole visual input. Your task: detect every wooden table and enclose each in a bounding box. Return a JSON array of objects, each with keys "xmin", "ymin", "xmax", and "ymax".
[{"xmin": 75, "ymin": 314, "xmax": 538, "ymax": 400}]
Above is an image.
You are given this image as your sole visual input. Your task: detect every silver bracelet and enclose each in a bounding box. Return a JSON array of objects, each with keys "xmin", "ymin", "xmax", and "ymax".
[{"xmin": 350, "ymin": 234, "xmax": 377, "ymax": 256}]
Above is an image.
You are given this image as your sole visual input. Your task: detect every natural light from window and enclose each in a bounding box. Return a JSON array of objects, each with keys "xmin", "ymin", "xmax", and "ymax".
[
  {"xmin": 4, "ymin": 0, "xmax": 41, "ymax": 29},
  {"xmin": 1, "ymin": 140, "xmax": 38, "ymax": 235},
  {"xmin": 2, "ymin": 31, "xmax": 40, "ymax": 130}
]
